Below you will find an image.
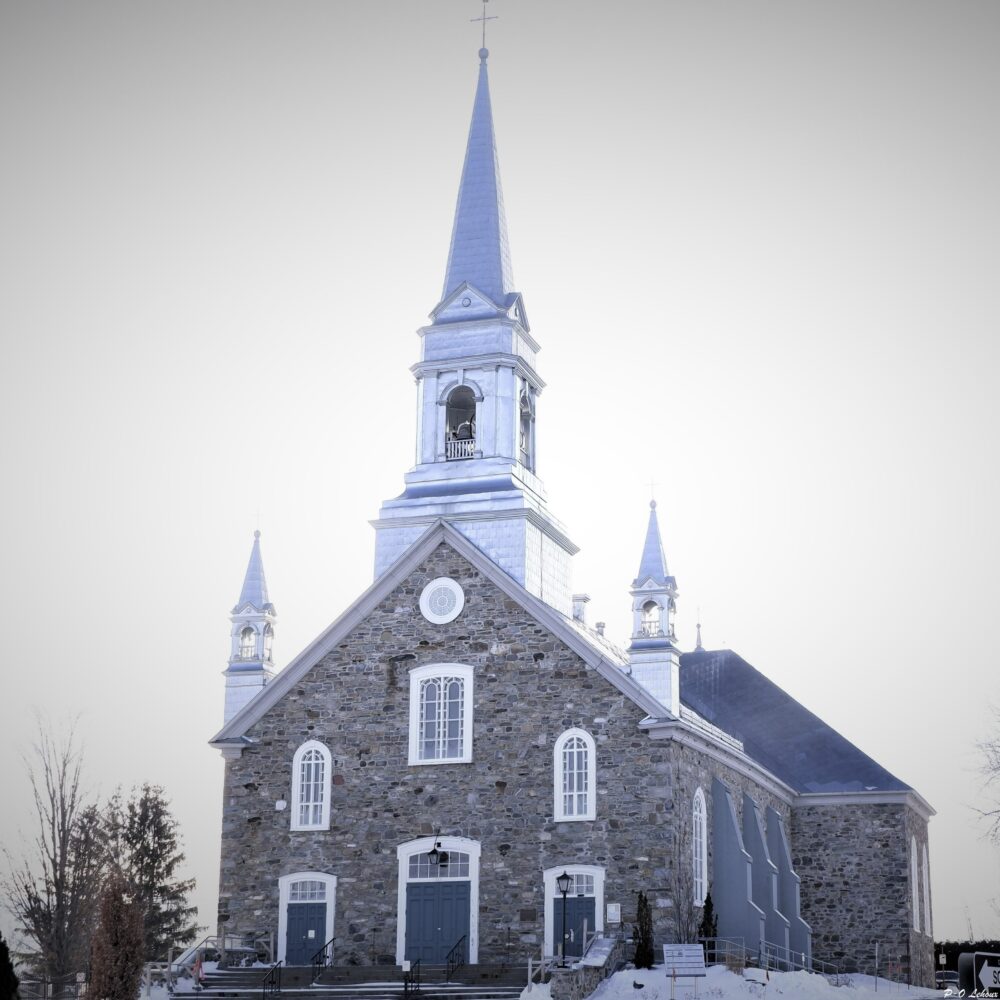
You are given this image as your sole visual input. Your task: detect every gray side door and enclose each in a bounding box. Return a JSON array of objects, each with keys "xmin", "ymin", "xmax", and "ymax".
[
  {"xmin": 286, "ymin": 901, "xmax": 326, "ymax": 966},
  {"xmin": 554, "ymin": 897, "xmax": 596, "ymax": 959}
]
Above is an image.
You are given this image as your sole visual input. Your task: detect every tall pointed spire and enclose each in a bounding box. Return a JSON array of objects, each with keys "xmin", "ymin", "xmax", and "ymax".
[
  {"xmin": 441, "ymin": 48, "xmax": 515, "ymax": 305},
  {"xmin": 235, "ymin": 530, "xmax": 272, "ymax": 612},
  {"xmin": 634, "ymin": 500, "xmax": 671, "ymax": 586}
]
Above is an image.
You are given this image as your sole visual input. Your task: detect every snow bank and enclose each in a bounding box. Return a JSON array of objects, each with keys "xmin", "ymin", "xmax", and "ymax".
[{"xmin": 582, "ymin": 963, "xmax": 939, "ymax": 1000}]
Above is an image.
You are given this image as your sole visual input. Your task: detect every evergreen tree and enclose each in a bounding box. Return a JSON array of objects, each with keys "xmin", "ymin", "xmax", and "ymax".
[
  {"xmin": 697, "ymin": 891, "xmax": 718, "ymax": 940},
  {"xmin": 116, "ymin": 784, "xmax": 198, "ymax": 960},
  {"xmin": 634, "ymin": 891, "xmax": 654, "ymax": 969},
  {"xmin": 88, "ymin": 872, "xmax": 145, "ymax": 1000},
  {"xmin": 0, "ymin": 932, "xmax": 19, "ymax": 1000}
]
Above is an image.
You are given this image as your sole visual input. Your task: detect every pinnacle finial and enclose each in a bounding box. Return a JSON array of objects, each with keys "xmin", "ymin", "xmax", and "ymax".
[
  {"xmin": 650, "ymin": 499, "xmax": 657, "ymax": 510},
  {"xmin": 695, "ymin": 620, "xmax": 704, "ymax": 651},
  {"xmin": 254, "ymin": 529, "xmax": 261, "ymax": 539}
]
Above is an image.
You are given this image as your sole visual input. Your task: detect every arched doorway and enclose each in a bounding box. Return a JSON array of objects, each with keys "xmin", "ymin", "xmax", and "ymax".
[{"xmin": 396, "ymin": 837, "xmax": 480, "ymax": 965}]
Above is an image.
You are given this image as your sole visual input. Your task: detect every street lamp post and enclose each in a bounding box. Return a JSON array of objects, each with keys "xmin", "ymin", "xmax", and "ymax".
[{"xmin": 556, "ymin": 871, "xmax": 572, "ymax": 968}]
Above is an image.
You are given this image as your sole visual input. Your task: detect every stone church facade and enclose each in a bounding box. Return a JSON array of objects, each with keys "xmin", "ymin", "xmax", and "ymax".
[{"xmin": 211, "ymin": 46, "xmax": 935, "ymax": 988}]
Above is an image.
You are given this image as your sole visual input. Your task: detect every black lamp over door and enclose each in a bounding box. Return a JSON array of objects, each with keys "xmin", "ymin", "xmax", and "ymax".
[{"xmin": 556, "ymin": 871, "xmax": 572, "ymax": 967}]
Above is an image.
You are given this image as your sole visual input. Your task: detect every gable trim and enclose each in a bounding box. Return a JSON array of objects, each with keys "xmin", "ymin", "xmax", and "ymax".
[{"xmin": 210, "ymin": 520, "xmax": 667, "ymax": 747}]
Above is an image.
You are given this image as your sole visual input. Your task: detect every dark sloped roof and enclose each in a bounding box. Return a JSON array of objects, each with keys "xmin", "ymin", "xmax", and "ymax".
[{"xmin": 679, "ymin": 649, "xmax": 910, "ymax": 794}]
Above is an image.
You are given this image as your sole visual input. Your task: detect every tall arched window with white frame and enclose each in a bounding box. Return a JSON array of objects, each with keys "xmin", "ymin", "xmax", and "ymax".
[
  {"xmin": 291, "ymin": 740, "xmax": 332, "ymax": 831},
  {"xmin": 922, "ymin": 842, "xmax": 932, "ymax": 935},
  {"xmin": 407, "ymin": 664, "xmax": 475, "ymax": 764},
  {"xmin": 553, "ymin": 728, "xmax": 596, "ymax": 822},
  {"xmin": 910, "ymin": 836, "xmax": 920, "ymax": 932},
  {"xmin": 692, "ymin": 787, "xmax": 708, "ymax": 906}
]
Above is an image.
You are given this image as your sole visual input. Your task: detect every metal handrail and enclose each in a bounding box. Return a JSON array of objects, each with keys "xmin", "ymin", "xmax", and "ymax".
[
  {"xmin": 310, "ymin": 936, "xmax": 335, "ymax": 983},
  {"xmin": 262, "ymin": 960, "xmax": 282, "ymax": 998},
  {"xmin": 403, "ymin": 957, "xmax": 422, "ymax": 998},
  {"xmin": 445, "ymin": 934, "xmax": 467, "ymax": 982}
]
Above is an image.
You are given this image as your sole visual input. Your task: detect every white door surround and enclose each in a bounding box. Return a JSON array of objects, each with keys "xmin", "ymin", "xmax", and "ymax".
[
  {"xmin": 277, "ymin": 871, "xmax": 337, "ymax": 965},
  {"xmin": 543, "ymin": 864, "xmax": 605, "ymax": 959}
]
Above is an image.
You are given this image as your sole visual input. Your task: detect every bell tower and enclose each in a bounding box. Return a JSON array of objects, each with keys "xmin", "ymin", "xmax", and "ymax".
[
  {"xmin": 627, "ymin": 502, "xmax": 680, "ymax": 715},
  {"xmin": 222, "ymin": 530, "xmax": 277, "ymax": 724},
  {"xmin": 371, "ymin": 47, "xmax": 577, "ymax": 615}
]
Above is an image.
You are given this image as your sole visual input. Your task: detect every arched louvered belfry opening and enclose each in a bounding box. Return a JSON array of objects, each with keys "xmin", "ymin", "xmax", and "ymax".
[{"xmin": 445, "ymin": 385, "xmax": 476, "ymax": 459}]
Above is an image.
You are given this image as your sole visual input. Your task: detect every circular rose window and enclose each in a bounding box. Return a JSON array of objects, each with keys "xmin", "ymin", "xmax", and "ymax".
[{"xmin": 419, "ymin": 577, "xmax": 465, "ymax": 624}]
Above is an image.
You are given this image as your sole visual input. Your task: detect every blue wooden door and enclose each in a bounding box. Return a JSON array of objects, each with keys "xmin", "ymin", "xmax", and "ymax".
[
  {"xmin": 286, "ymin": 902, "xmax": 326, "ymax": 965},
  {"xmin": 554, "ymin": 897, "xmax": 596, "ymax": 959},
  {"xmin": 405, "ymin": 882, "xmax": 471, "ymax": 964}
]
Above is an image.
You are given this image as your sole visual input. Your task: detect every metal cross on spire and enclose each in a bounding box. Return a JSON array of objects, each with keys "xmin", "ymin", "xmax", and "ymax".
[{"xmin": 471, "ymin": 0, "xmax": 498, "ymax": 49}]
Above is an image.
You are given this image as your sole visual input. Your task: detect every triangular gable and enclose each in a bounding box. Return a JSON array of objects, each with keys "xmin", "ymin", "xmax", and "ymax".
[
  {"xmin": 430, "ymin": 281, "xmax": 507, "ymax": 324},
  {"xmin": 211, "ymin": 519, "xmax": 668, "ymax": 746}
]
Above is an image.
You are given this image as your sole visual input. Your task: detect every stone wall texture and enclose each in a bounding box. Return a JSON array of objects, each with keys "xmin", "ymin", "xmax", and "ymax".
[
  {"xmin": 790, "ymin": 803, "xmax": 933, "ymax": 987},
  {"xmin": 216, "ymin": 539, "xmax": 932, "ymax": 984}
]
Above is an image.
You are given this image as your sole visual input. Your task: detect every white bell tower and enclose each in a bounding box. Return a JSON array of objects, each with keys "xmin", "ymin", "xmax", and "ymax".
[
  {"xmin": 371, "ymin": 48, "xmax": 577, "ymax": 615},
  {"xmin": 627, "ymin": 502, "xmax": 680, "ymax": 716},
  {"xmin": 222, "ymin": 530, "xmax": 277, "ymax": 724}
]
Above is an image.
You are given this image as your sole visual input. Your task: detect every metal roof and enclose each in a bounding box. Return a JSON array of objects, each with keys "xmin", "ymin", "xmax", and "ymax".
[
  {"xmin": 634, "ymin": 501, "xmax": 672, "ymax": 587},
  {"xmin": 679, "ymin": 649, "xmax": 911, "ymax": 794},
  {"xmin": 441, "ymin": 49, "xmax": 515, "ymax": 306},
  {"xmin": 234, "ymin": 530, "xmax": 273, "ymax": 613}
]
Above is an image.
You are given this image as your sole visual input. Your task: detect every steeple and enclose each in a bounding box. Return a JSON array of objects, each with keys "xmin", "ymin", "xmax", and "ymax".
[
  {"xmin": 441, "ymin": 48, "xmax": 515, "ymax": 306},
  {"xmin": 223, "ymin": 531, "xmax": 277, "ymax": 725},
  {"xmin": 627, "ymin": 502, "xmax": 680, "ymax": 716},
  {"xmin": 634, "ymin": 500, "xmax": 671, "ymax": 587},
  {"xmin": 371, "ymin": 47, "xmax": 578, "ymax": 616},
  {"xmin": 235, "ymin": 530, "xmax": 272, "ymax": 613}
]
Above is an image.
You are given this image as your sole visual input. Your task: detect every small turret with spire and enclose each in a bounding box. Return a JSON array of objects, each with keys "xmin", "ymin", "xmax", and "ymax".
[
  {"xmin": 223, "ymin": 530, "xmax": 277, "ymax": 724},
  {"xmin": 627, "ymin": 501, "xmax": 680, "ymax": 715}
]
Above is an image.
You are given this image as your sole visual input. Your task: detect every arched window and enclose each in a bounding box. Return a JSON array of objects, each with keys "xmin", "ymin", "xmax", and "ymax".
[
  {"xmin": 553, "ymin": 728, "xmax": 596, "ymax": 822},
  {"xmin": 692, "ymin": 787, "xmax": 708, "ymax": 906},
  {"xmin": 408, "ymin": 664, "xmax": 474, "ymax": 764},
  {"xmin": 922, "ymin": 842, "xmax": 932, "ymax": 935},
  {"xmin": 239, "ymin": 626, "xmax": 256, "ymax": 659},
  {"xmin": 641, "ymin": 601, "xmax": 660, "ymax": 637},
  {"xmin": 519, "ymin": 386, "xmax": 534, "ymax": 471},
  {"xmin": 445, "ymin": 386, "xmax": 476, "ymax": 460},
  {"xmin": 291, "ymin": 740, "xmax": 332, "ymax": 831},
  {"xmin": 263, "ymin": 623, "xmax": 274, "ymax": 661},
  {"xmin": 910, "ymin": 836, "xmax": 920, "ymax": 932}
]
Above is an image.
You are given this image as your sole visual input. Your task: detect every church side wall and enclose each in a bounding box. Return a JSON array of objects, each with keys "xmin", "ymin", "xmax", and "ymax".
[
  {"xmin": 791, "ymin": 802, "xmax": 933, "ymax": 987},
  {"xmin": 215, "ymin": 542, "xmax": 790, "ymax": 965}
]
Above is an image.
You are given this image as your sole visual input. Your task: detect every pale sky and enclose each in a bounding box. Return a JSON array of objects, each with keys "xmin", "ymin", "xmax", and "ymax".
[{"xmin": 1, "ymin": 0, "xmax": 998, "ymax": 948}]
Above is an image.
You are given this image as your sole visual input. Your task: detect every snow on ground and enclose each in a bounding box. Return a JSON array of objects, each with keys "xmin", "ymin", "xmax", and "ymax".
[{"xmin": 540, "ymin": 963, "xmax": 943, "ymax": 1000}]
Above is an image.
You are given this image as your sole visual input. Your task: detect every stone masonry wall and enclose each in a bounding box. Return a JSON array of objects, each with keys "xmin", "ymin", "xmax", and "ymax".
[
  {"xmin": 216, "ymin": 541, "xmax": 785, "ymax": 966},
  {"xmin": 791, "ymin": 803, "xmax": 933, "ymax": 987}
]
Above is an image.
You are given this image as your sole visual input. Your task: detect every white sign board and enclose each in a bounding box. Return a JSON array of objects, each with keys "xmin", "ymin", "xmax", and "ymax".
[
  {"xmin": 607, "ymin": 903, "xmax": 622, "ymax": 923},
  {"xmin": 662, "ymin": 944, "xmax": 707, "ymax": 979}
]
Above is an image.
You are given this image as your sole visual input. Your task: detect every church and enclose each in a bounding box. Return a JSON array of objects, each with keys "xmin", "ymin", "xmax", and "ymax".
[{"xmin": 210, "ymin": 44, "xmax": 935, "ymax": 988}]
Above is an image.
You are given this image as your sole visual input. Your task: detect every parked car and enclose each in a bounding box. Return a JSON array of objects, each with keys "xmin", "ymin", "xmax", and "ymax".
[{"xmin": 936, "ymin": 970, "xmax": 960, "ymax": 990}]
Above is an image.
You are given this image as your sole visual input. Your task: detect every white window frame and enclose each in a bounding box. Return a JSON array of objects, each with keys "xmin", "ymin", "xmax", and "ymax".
[
  {"xmin": 910, "ymin": 835, "xmax": 920, "ymax": 932},
  {"xmin": 692, "ymin": 786, "xmax": 708, "ymax": 906},
  {"xmin": 277, "ymin": 871, "xmax": 336, "ymax": 965},
  {"xmin": 290, "ymin": 740, "xmax": 332, "ymax": 831},
  {"xmin": 553, "ymin": 728, "xmax": 597, "ymax": 822},
  {"xmin": 543, "ymin": 865, "xmax": 605, "ymax": 959},
  {"xmin": 921, "ymin": 842, "xmax": 932, "ymax": 936},
  {"xmin": 408, "ymin": 663, "xmax": 474, "ymax": 765},
  {"xmin": 395, "ymin": 836, "xmax": 480, "ymax": 965}
]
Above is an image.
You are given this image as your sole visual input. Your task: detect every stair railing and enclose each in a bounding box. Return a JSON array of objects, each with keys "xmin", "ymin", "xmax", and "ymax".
[
  {"xmin": 403, "ymin": 957, "xmax": 422, "ymax": 998},
  {"xmin": 445, "ymin": 934, "xmax": 467, "ymax": 982},
  {"xmin": 526, "ymin": 948, "xmax": 550, "ymax": 991},
  {"xmin": 261, "ymin": 960, "xmax": 282, "ymax": 998},
  {"xmin": 310, "ymin": 936, "xmax": 335, "ymax": 983}
]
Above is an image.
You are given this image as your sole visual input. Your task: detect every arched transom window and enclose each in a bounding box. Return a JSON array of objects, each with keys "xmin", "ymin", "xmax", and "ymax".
[
  {"xmin": 408, "ymin": 664, "xmax": 475, "ymax": 764},
  {"xmin": 408, "ymin": 851, "xmax": 471, "ymax": 879},
  {"xmin": 291, "ymin": 740, "xmax": 332, "ymax": 831},
  {"xmin": 288, "ymin": 879, "xmax": 327, "ymax": 902},
  {"xmin": 692, "ymin": 787, "xmax": 708, "ymax": 906},
  {"xmin": 553, "ymin": 728, "xmax": 597, "ymax": 822}
]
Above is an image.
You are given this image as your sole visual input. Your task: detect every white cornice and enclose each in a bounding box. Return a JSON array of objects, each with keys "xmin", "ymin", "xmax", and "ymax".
[
  {"xmin": 639, "ymin": 718, "xmax": 798, "ymax": 806},
  {"xmin": 410, "ymin": 352, "xmax": 546, "ymax": 393},
  {"xmin": 793, "ymin": 790, "xmax": 936, "ymax": 822}
]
